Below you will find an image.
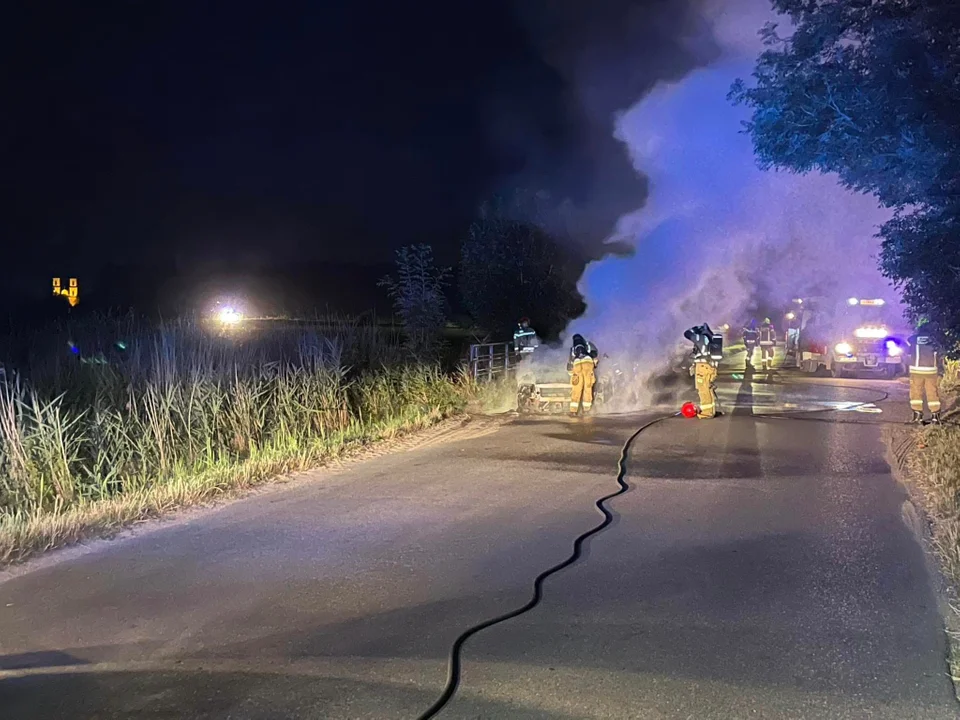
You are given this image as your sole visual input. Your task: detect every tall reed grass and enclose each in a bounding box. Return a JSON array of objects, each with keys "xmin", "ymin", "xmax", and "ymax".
[
  {"xmin": 0, "ymin": 314, "xmax": 467, "ymax": 563},
  {"xmin": 909, "ymin": 362, "xmax": 960, "ymax": 688},
  {"xmin": 943, "ymin": 358, "xmax": 960, "ymax": 394}
]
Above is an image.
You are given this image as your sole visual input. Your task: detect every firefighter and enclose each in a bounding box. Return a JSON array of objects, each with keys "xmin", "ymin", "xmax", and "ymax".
[
  {"xmin": 759, "ymin": 317, "xmax": 777, "ymax": 371},
  {"xmin": 514, "ymin": 318, "xmax": 540, "ymax": 355},
  {"xmin": 684, "ymin": 324, "xmax": 721, "ymax": 419},
  {"xmin": 568, "ymin": 333, "xmax": 598, "ymax": 416},
  {"xmin": 906, "ymin": 321, "xmax": 942, "ymax": 424},
  {"xmin": 742, "ymin": 320, "xmax": 759, "ymax": 369}
]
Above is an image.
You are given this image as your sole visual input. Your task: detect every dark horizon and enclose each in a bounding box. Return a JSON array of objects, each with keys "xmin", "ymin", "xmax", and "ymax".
[{"xmin": 2, "ymin": 0, "xmax": 715, "ymax": 316}]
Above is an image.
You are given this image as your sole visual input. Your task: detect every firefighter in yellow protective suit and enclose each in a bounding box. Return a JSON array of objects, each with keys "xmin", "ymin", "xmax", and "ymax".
[
  {"xmin": 906, "ymin": 322, "xmax": 941, "ymax": 424},
  {"xmin": 758, "ymin": 317, "xmax": 777, "ymax": 371},
  {"xmin": 685, "ymin": 324, "xmax": 721, "ymax": 419},
  {"xmin": 568, "ymin": 334, "xmax": 599, "ymax": 416}
]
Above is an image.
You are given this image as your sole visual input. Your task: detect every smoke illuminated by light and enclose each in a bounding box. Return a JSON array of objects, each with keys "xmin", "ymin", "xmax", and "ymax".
[{"xmin": 561, "ymin": 0, "xmax": 904, "ymax": 409}]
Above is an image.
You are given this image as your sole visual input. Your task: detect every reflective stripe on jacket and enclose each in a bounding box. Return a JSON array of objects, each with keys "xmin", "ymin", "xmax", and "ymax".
[{"xmin": 908, "ymin": 334, "xmax": 938, "ymax": 373}]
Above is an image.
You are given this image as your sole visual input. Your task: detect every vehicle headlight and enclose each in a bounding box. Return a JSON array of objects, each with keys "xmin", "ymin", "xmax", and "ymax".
[
  {"xmin": 835, "ymin": 342, "xmax": 853, "ymax": 355},
  {"xmin": 885, "ymin": 339, "xmax": 903, "ymax": 356}
]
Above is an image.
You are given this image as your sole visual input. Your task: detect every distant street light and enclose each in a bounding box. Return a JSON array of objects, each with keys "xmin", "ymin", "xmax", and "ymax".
[{"xmin": 218, "ymin": 307, "xmax": 243, "ymax": 326}]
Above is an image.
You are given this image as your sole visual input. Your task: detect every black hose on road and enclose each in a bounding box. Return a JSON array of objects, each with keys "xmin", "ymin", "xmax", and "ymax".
[
  {"xmin": 414, "ymin": 412, "xmax": 678, "ymax": 720},
  {"xmin": 414, "ymin": 377, "xmax": 894, "ymax": 718}
]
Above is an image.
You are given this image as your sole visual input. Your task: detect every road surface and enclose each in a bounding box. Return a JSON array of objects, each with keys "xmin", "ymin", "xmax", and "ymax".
[{"xmin": 0, "ymin": 367, "xmax": 956, "ymax": 719}]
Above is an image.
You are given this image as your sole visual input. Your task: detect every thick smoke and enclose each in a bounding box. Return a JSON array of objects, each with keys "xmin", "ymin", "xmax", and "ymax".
[
  {"xmin": 500, "ymin": 0, "xmax": 720, "ymax": 263},
  {"xmin": 557, "ymin": 0, "xmax": 903, "ymax": 410}
]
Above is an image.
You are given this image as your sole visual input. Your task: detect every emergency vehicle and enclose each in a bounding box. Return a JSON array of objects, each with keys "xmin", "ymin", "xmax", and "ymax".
[{"xmin": 798, "ymin": 297, "xmax": 907, "ymax": 378}]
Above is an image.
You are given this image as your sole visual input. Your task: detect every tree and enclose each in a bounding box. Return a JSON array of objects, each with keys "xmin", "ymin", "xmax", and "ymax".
[
  {"xmin": 379, "ymin": 244, "xmax": 451, "ymax": 354},
  {"xmin": 729, "ymin": 0, "xmax": 960, "ymax": 352},
  {"xmin": 460, "ymin": 190, "xmax": 586, "ymax": 340}
]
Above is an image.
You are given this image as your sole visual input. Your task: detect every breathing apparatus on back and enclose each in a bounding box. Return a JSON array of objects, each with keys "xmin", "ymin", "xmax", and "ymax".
[{"xmin": 684, "ymin": 323, "xmax": 723, "ymax": 364}]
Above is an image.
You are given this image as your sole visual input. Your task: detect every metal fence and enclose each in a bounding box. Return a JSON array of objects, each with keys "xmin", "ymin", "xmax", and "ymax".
[{"xmin": 468, "ymin": 342, "xmax": 517, "ymax": 381}]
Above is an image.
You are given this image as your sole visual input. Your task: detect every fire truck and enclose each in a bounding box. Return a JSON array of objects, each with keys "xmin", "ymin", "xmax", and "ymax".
[{"xmin": 798, "ymin": 297, "xmax": 907, "ymax": 379}]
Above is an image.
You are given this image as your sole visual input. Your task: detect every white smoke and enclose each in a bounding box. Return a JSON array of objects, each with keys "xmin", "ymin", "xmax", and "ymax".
[{"xmin": 555, "ymin": 0, "xmax": 901, "ymax": 411}]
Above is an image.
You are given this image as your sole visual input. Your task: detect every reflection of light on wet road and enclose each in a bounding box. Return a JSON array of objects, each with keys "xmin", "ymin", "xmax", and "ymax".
[
  {"xmin": 797, "ymin": 401, "xmax": 883, "ymax": 414},
  {"xmin": 715, "ymin": 384, "xmax": 884, "ymax": 415},
  {"xmin": 819, "ymin": 401, "xmax": 861, "ymax": 411}
]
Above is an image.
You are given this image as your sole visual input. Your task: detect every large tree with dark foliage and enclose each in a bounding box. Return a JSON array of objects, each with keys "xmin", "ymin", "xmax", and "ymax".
[
  {"xmin": 729, "ymin": 0, "xmax": 960, "ymax": 353},
  {"xmin": 460, "ymin": 191, "xmax": 586, "ymax": 340}
]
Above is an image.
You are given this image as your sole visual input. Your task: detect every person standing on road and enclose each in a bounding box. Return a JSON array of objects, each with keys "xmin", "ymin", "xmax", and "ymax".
[
  {"xmin": 513, "ymin": 317, "xmax": 540, "ymax": 355},
  {"xmin": 684, "ymin": 324, "xmax": 721, "ymax": 419},
  {"xmin": 759, "ymin": 317, "xmax": 777, "ymax": 371},
  {"xmin": 906, "ymin": 322, "xmax": 942, "ymax": 424},
  {"xmin": 567, "ymin": 333, "xmax": 598, "ymax": 416},
  {"xmin": 742, "ymin": 320, "xmax": 759, "ymax": 369}
]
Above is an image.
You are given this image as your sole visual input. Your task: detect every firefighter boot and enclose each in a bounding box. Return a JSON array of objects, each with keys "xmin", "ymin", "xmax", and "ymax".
[
  {"xmin": 930, "ymin": 411, "xmax": 942, "ymax": 425},
  {"xmin": 908, "ymin": 410, "xmax": 924, "ymax": 425}
]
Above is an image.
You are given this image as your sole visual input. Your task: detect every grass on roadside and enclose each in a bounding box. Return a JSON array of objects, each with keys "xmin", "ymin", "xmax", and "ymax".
[
  {"xmin": 459, "ymin": 372, "xmax": 519, "ymax": 415},
  {"xmin": 909, "ymin": 372, "xmax": 960, "ymax": 689},
  {"xmin": 0, "ymin": 317, "xmax": 468, "ymax": 566},
  {"xmin": 942, "ymin": 359, "xmax": 960, "ymax": 395}
]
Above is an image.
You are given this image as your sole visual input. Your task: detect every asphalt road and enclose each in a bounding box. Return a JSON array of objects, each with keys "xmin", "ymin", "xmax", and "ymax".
[{"xmin": 0, "ymin": 364, "xmax": 956, "ymax": 719}]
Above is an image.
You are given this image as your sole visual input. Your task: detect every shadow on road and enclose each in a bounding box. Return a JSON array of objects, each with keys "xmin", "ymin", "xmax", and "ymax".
[
  {"xmin": 20, "ymin": 528, "xmax": 934, "ymax": 716},
  {"xmin": 0, "ymin": 667, "xmax": 582, "ymax": 720},
  {"xmin": 0, "ymin": 651, "xmax": 88, "ymax": 672},
  {"xmin": 730, "ymin": 363, "xmax": 757, "ymax": 417}
]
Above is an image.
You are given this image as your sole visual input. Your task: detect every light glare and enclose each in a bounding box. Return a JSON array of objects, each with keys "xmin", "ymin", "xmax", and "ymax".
[
  {"xmin": 218, "ymin": 307, "xmax": 243, "ymax": 325},
  {"xmin": 854, "ymin": 326, "xmax": 888, "ymax": 339}
]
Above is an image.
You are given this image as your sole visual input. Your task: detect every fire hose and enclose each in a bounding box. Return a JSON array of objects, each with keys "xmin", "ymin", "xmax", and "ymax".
[
  {"xmin": 414, "ymin": 412, "xmax": 678, "ymax": 719},
  {"xmin": 415, "ymin": 379, "xmax": 892, "ymax": 718}
]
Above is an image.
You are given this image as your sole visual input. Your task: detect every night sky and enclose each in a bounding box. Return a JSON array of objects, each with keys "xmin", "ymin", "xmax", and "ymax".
[{"xmin": 3, "ymin": 0, "xmax": 715, "ymax": 316}]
